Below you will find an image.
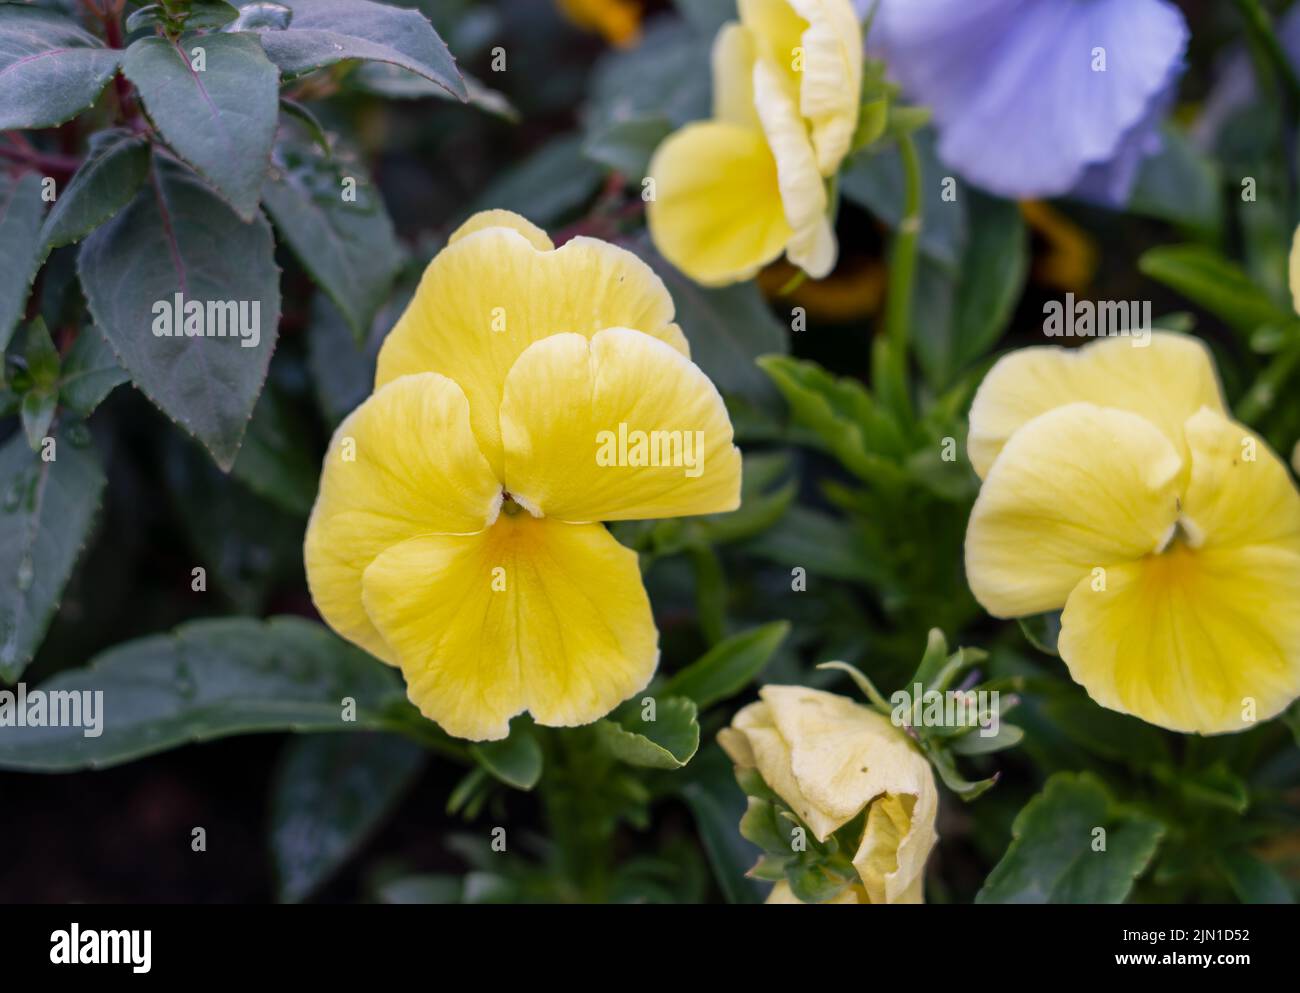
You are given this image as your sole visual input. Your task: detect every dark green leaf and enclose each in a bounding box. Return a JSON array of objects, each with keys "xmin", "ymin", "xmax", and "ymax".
[
  {"xmin": 662, "ymin": 621, "xmax": 789, "ymax": 710},
  {"xmin": 1128, "ymin": 125, "xmax": 1222, "ymax": 235},
  {"xmin": 349, "ymin": 63, "xmax": 515, "ymax": 120},
  {"xmin": 637, "ymin": 239, "xmax": 787, "ymax": 403},
  {"xmin": 976, "ymin": 772, "xmax": 1164, "ymax": 903},
  {"xmin": 1018, "ymin": 611, "xmax": 1061, "ymax": 656},
  {"xmin": 262, "ymin": 143, "xmax": 404, "ymax": 341},
  {"xmin": 229, "ymin": 385, "xmax": 318, "ymax": 516},
  {"xmin": 57, "ymin": 328, "xmax": 127, "ymax": 416},
  {"xmin": 469, "ymin": 722, "xmax": 543, "ymax": 790},
  {"xmin": 1041, "ymin": 694, "xmax": 1169, "ymax": 768},
  {"xmin": 0, "ymin": 425, "xmax": 105, "ymax": 683},
  {"xmin": 251, "ymin": 0, "xmax": 465, "ymax": 99},
  {"xmin": 271, "ymin": 731, "xmax": 425, "ymax": 903},
  {"xmin": 79, "ymin": 157, "xmax": 281, "ymax": 470},
  {"xmin": 0, "ymin": 6, "xmax": 121, "ymax": 129},
  {"xmin": 678, "ymin": 745, "xmax": 763, "ymax": 904},
  {"xmin": 595, "ymin": 695, "xmax": 700, "ymax": 769},
  {"xmin": 1139, "ymin": 244, "xmax": 1293, "ymax": 337},
  {"xmin": 41, "ymin": 132, "xmax": 150, "ymax": 255},
  {"xmin": 470, "ymin": 135, "xmax": 603, "ymax": 227},
  {"xmin": 913, "ymin": 192, "xmax": 1027, "ymax": 389},
  {"xmin": 124, "ymin": 33, "xmax": 279, "ymax": 220},
  {"xmin": 0, "ymin": 616, "xmax": 408, "ymax": 771},
  {"xmin": 19, "ymin": 389, "xmax": 56, "ymax": 451},
  {"xmin": 0, "ymin": 173, "xmax": 47, "ymax": 352},
  {"xmin": 583, "ymin": 116, "xmax": 672, "ymax": 178},
  {"xmin": 1217, "ymin": 850, "xmax": 1295, "ymax": 904}
]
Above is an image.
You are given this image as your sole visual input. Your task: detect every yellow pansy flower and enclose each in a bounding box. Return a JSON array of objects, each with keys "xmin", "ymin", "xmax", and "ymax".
[
  {"xmin": 719, "ymin": 686, "xmax": 939, "ymax": 904},
  {"xmin": 965, "ymin": 333, "xmax": 1300, "ymax": 734},
  {"xmin": 304, "ymin": 210, "xmax": 742, "ymax": 741},
  {"xmin": 647, "ymin": 0, "xmax": 862, "ymax": 286}
]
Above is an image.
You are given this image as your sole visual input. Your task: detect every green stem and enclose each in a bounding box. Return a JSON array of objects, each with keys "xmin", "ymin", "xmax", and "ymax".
[
  {"xmin": 884, "ymin": 130, "xmax": 922, "ymax": 422},
  {"xmin": 1235, "ymin": 341, "xmax": 1300, "ymax": 425},
  {"xmin": 1234, "ymin": 0, "xmax": 1300, "ymax": 107}
]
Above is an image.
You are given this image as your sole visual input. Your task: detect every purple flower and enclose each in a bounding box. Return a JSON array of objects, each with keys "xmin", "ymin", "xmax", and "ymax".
[{"xmin": 860, "ymin": 0, "xmax": 1190, "ymax": 204}]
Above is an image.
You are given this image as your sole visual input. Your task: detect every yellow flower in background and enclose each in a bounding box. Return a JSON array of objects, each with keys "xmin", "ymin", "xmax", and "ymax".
[
  {"xmin": 647, "ymin": 0, "xmax": 862, "ymax": 286},
  {"xmin": 719, "ymin": 686, "xmax": 938, "ymax": 904},
  {"xmin": 304, "ymin": 210, "xmax": 742, "ymax": 741},
  {"xmin": 965, "ymin": 333, "xmax": 1300, "ymax": 734},
  {"xmin": 556, "ymin": 0, "xmax": 642, "ymax": 49}
]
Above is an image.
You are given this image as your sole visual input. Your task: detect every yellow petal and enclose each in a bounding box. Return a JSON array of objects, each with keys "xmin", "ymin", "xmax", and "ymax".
[
  {"xmin": 739, "ymin": 0, "xmax": 807, "ymax": 88},
  {"xmin": 712, "ymin": 22, "xmax": 758, "ymax": 127},
  {"xmin": 965, "ymin": 403, "xmax": 1183, "ymax": 617},
  {"xmin": 448, "ymin": 209, "xmax": 553, "ymax": 251},
  {"xmin": 788, "ymin": 0, "xmax": 862, "ymax": 174},
  {"xmin": 375, "ymin": 226, "xmax": 688, "ymax": 474},
  {"xmin": 855, "ymin": 792, "xmax": 930, "ymax": 905},
  {"xmin": 304, "ymin": 373, "xmax": 502, "ymax": 662},
  {"xmin": 360, "ymin": 513, "xmax": 658, "ymax": 740},
  {"xmin": 967, "ymin": 333, "xmax": 1226, "ymax": 480},
  {"xmin": 752, "ymin": 57, "xmax": 835, "ymax": 278},
  {"xmin": 1059, "ymin": 543, "xmax": 1300, "ymax": 734},
  {"xmin": 1181, "ymin": 407, "xmax": 1300, "ymax": 552},
  {"xmin": 499, "ymin": 328, "xmax": 742, "ymax": 522},
  {"xmin": 646, "ymin": 120, "xmax": 792, "ymax": 286}
]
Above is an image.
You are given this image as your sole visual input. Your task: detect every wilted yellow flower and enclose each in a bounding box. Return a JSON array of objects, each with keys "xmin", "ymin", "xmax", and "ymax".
[
  {"xmin": 556, "ymin": 0, "xmax": 642, "ymax": 49},
  {"xmin": 304, "ymin": 210, "xmax": 742, "ymax": 740},
  {"xmin": 647, "ymin": 0, "xmax": 862, "ymax": 286},
  {"xmin": 965, "ymin": 333, "xmax": 1300, "ymax": 734},
  {"xmin": 719, "ymin": 686, "xmax": 939, "ymax": 903}
]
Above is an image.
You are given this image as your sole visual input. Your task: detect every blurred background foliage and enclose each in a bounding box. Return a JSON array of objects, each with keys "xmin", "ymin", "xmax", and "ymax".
[{"xmin": 1, "ymin": 0, "xmax": 1300, "ymax": 904}]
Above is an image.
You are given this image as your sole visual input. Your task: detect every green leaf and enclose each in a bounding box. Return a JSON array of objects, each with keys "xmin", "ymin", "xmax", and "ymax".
[
  {"xmin": 677, "ymin": 745, "xmax": 763, "ymax": 904},
  {"xmin": 23, "ymin": 316, "xmax": 60, "ymax": 386},
  {"xmin": 1018, "ymin": 611, "xmax": 1061, "ymax": 656},
  {"xmin": 595, "ymin": 695, "xmax": 700, "ymax": 769},
  {"xmin": 306, "ymin": 293, "xmax": 382, "ymax": 427},
  {"xmin": 229, "ymin": 384, "xmax": 319, "ymax": 516},
  {"xmin": 252, "ymin": 0, "xmax": 465, "ymax": 99},
  {"xmin": 743, "ymin": 505, "xmax": 881, "ymax": 585},
  {"xmin": 1217, "ymin": 850, "xmax": 1295, "ymax": 904},
  {"xmin": 57, "ymin": 329, "xmax": 127, "ymax": 417},
  {"xmin": 739, "ymin": 796, "xmax": 793, "ymax": 855},
  {"xmin": 0, "ymin": 616, "xmax": 408, "ymax": 771},
  {"xmin": 758, "ymin": 355, "xmax": 905, "ymax": 485},
  {"xmin": 912, "ymin": 192, "xmax": 1028, "ymax": 389},
  {"xmin": 661, "ymin": 621, "xmax": 789, "ymax": 710},
  {"xmin": 79, "ymin": 157, "xmax": 281, "ymax": 470},
  {"xmin": 786, "ymin": 860, "xmax": 854, "ymax": 903},
  {"xmin": 1139, "ymin": 245, "xmax": 1294, "ymax": 337},
  {"xmin": 271, "ymin": 731, "xmax": 425, "ymax": 903},
  {"xmin": 469, "ymin": 135, "xmax": 603, "ymax": 227},
  {"xmin": 469, "ymin": 722, "xmax": 543, "ymax": 790},
  {"xmin": 976, "ymin": 772, "xmax": 1164, "ymax": 904},
  {"xmin": 0, "ymin": 425, "xmax": 106, "ymax": 683},
  {"xmin": 0, "ymin": 172, "xmax": 48, "ymax": 353},
  {"xmin": 262, "ymin": 142, "xmax": 404, "ymax": 341},
  {"xmin": 40, "ymin": 132, "xmax": 150, "ymax": 255},
  {"xmin": 583, "ymin": 116, "xmax": 672, "ymax": 178},
  {"xmin": 1128, "ymin": 124, "xmax": 1222, "ymax": 236},
  {"xmin": 20, "ymin": 388, "xmax": 56, "ymax": 451},
  {"xmin": 0, "ymin": 6, "xmax": 122, "ymax": 129},
  {"xmin": 637, "ymin": 239, "xmax": 788, "ymax": 403},
  {"xmin": 349, "ymin": 63, "xmax": 516, "ymax": 121},
  {"xmin": 1041, "ymin": 694, "xmax": 1169, "ymax": 768},
  {"xmin": 585, "ymin": 20, "xmax": 710, "ymax": 136},
  {"xmin": 123, "ymin": 33, "xmax": 279, "ymax": 220}
]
